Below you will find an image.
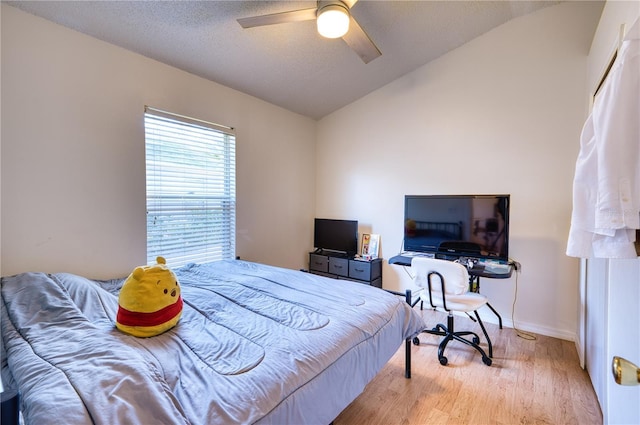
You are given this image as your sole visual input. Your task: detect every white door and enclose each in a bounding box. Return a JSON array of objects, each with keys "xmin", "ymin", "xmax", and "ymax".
[
  {"xmin": 584, "ymin": 258, "xmax": 607, "ymax": 412},
  {"xmin": 605, "ymin": 259, "xmax": 640, "ymax": 424}
]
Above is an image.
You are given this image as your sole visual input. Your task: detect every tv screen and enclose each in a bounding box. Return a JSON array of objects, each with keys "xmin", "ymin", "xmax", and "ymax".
[
  {"xmin": 403, "ymin": 195, "xmax": 510, "ymax": 261},
  {"xmin": 314, "ymin": 218, "xmax": 358, "ymax": 256}
]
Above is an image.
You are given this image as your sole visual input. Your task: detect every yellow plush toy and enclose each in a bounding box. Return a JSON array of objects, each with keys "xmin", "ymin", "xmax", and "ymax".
[{"xmin": 116, "ymin": 256, "xmax": 183, "ymax": 337}]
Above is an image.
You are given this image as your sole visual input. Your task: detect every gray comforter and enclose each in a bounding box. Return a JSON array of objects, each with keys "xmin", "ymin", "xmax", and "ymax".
[{"xmin": 1, "ymin": 260, "xmax": 425, "ymax": 425}]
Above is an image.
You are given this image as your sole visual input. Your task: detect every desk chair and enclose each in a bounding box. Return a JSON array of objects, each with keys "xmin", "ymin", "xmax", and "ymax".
[{"xmin": 411, "ymin": 257, "xmax": 493, "ymax": 366}]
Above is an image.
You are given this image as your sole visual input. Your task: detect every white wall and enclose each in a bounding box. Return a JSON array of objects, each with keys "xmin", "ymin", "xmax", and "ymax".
[
  {"xmin": 0, "ymin": 2, "xmax": 608, "ymax": 341},
  {"xmin": 316, "ymin": 2, "xmax": 604, "ymax": 340},
  {"xmin": 0, "ymin": 5, "xmax": 316, "ymax": 279},
  {"xmin": 588, "ymin": 1, "xmax": 640, "ymax": 90}
]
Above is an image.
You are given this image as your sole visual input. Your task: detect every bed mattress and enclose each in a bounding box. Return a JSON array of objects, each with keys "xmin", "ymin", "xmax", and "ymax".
[{"xmin": 1, "ymin": 260, "xmax": 425, "ymax": 425}]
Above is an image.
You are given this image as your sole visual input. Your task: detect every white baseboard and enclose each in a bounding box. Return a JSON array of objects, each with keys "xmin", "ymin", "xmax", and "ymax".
[
  {"xmin": 477, "ymin": 309, "xmax": 578, "ymax": 342},
  {"xmin": 419, "ymin": 305, "xmax": 579, "ymax": 343}
]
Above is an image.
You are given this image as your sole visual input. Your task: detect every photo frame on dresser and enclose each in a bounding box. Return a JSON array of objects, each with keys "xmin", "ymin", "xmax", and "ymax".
[{"xmin": 361, "ymin": 233, "xmax": 380, "ymax": 260}]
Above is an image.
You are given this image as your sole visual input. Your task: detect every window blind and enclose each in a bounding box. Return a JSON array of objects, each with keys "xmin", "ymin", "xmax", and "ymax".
[{"xmin": 144, "ymin": 106, "xmax": 236, "ymax": 267}]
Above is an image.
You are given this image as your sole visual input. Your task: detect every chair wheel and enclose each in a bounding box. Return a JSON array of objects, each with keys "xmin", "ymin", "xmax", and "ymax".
[
  {"xmin": 472, "ymin": 336, "xmax": 480, "ymax": 344},
  {"xmin": 483, "ymin": 356, "xmax": 492, "ymax": 366},
  {"xmin": 439, "ymin": 356, "xmax": 448, "ymax": 366},
  {"xmin": 412, "ymin": 337, "xmax": 420, "ymax": 346}
]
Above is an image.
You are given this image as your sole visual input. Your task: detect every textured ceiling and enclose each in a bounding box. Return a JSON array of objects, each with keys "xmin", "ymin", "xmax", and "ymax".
[{"xmin": 6, "ymin": 0, "xmax": 563, "ymax": 120}]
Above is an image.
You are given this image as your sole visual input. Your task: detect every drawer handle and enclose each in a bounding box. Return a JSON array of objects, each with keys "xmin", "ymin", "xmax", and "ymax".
[
  {"xmin": 355, "ymin": 268, "xmax": 364, "ymax": 272},
  {"xmin": 334, "ymin": 265, "xmax": 343, "ymax": 269}
]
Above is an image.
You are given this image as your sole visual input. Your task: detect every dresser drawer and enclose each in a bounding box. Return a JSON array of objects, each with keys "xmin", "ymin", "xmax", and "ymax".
[
  {"xmin": 309, "ymin": 254, "xmax": 329, "ymax": 273},
  {"xmin": 349, "ymin": 260, "xmax": 373, "ymax": 280},
  {"xmin": 308, "ymin": 253, "xmax": 382, "ymax": 288},
  {"xmin": 350, "ymin": 258, "xmax": 382, "ymax": 281},
  {"xmin": 328, "ymin": 257, "xmax": 349, "ymax": 277}
]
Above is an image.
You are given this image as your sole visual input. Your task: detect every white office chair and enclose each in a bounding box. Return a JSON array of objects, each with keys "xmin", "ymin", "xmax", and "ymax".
[{"xmin": 411, "ymin": 257, "xmax": 493, "ymax": 366}]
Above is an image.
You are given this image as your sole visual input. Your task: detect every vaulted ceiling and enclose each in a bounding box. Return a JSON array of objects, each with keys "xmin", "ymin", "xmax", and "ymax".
[{"xmin": 7, "ymin": 1, "xmax": 563, "ymax": 120}]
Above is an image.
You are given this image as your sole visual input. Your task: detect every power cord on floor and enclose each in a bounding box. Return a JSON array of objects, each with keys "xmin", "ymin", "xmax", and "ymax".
[{"xmin": 509, "ymin": 260, "xmax": 537, "ymax": 341}]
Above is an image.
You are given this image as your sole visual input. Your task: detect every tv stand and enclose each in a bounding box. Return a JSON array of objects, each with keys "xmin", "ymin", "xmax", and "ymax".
[{"xmin": 309, "ymin": 252, "xmax": 382, "ymax": 288}]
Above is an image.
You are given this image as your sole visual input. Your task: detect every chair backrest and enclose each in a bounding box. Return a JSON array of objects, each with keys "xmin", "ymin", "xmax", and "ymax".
[{"xmin": 411, "ymin": 257, "xmax": 469, "ymax": 295}]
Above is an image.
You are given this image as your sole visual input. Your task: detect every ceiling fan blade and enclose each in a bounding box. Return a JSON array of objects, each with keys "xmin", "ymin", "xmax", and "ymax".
[
  {"xmin": 237, "ymin": 8, "xmax": 317, "ymax": 28},
  {"xmin": 342, "ymin": 16, "xmax": 381, "ymax": 64},
  {"xmin": 341, "ymin": 0, "xmax": 358, "ymax": 9}
]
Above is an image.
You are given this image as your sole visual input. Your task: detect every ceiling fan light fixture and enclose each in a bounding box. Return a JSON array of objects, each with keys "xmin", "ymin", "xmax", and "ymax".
[{"xmin": 317, "ymin": 4, "xmax": 350, "ymax": 39}]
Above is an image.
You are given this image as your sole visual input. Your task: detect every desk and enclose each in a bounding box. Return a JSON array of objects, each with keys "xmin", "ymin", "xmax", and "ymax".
[{"xmin": 389, "ymin": 254, "xmax": 514, "ymax": 328}]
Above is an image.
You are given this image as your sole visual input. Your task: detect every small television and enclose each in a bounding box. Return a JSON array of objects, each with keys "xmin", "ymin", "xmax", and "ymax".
[
  {"xmin": 403, "ymin": 195, "xmax": 510, "ymax": 262},
  {"xmin": 314, "ymin": 218, "xmax": 358, "ymax": 256}
]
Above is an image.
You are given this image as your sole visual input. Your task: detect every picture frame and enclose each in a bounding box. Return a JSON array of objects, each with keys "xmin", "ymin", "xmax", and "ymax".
[{"xmin": 361, "ymin": 233, "xmax": 380, "ymax": 260}]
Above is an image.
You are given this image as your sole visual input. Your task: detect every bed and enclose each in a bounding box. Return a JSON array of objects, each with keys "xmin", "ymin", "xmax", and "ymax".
[{"xmin": 1, "ymin": 260, "xmax": 425, "ymax": 425}]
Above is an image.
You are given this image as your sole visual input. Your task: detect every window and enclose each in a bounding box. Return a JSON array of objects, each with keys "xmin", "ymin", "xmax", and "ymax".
[{"xmin": 144, "ymin": 106, "xmax": 236, "ymax": 267}]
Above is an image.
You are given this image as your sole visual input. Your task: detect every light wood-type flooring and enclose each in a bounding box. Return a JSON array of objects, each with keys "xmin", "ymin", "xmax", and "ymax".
[{"xmin": 335, "ymin": 307, "xmax": 602, "ymax": 425}]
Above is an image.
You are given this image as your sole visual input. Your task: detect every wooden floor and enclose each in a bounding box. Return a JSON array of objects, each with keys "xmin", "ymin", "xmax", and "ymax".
[{"xmin": 335, "ymin": 308, "xmax": 602, "ymax": 425}]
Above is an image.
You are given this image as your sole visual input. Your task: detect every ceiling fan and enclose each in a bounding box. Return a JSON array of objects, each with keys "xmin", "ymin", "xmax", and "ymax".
[{"xmin": 237, "ymin": 0, "xmax": 381, "ymax": 64}]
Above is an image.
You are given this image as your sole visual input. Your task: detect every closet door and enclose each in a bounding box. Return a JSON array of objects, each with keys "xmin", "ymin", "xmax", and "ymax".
[{"xmin": 605, "ymin": 259, "xmax": 640, "ymax": 425}]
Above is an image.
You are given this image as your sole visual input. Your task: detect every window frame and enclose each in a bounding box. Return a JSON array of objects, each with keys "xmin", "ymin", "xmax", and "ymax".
[{"xmin": 144, "ymin": 106, "xmax": 236, "ymax": 267}]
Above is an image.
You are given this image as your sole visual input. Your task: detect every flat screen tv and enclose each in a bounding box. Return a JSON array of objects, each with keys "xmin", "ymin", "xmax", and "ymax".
[
  {"xmin": 314, "ymin": 218, "xmax": 358, "ymax": 256},
  {"xmin": 403, "ymin": 195, "xmax": 510, "ymax": 262}
]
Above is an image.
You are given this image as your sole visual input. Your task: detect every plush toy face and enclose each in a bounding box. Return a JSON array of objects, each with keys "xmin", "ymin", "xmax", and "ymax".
[{"xmin": 116, "ymin": 256, "xmax": 183, "ymax": 337}]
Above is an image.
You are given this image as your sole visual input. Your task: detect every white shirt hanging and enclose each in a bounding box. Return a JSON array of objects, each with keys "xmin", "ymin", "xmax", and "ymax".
[{"xmin": 567, "ymin": 17, "xmax": 640, "ymax": 259}]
